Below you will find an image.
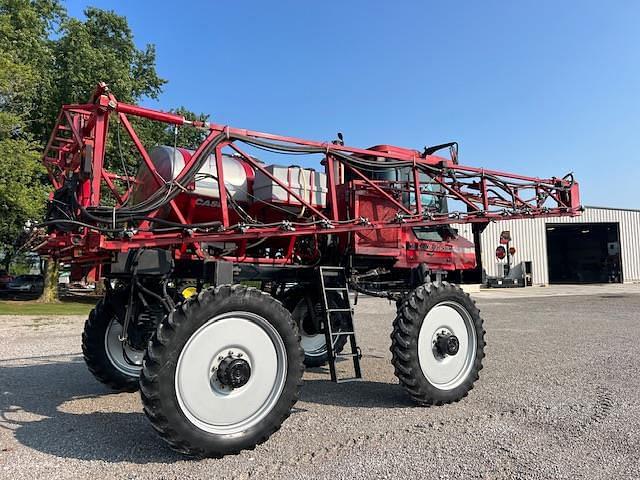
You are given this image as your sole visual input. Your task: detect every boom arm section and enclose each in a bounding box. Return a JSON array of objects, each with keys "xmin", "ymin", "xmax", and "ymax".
[{"xmin": 36, "ymin": 84, "xmax": 580, "ymax": 263}]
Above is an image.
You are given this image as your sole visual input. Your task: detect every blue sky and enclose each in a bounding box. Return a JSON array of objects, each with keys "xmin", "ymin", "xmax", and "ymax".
[{"xmin": 65, "ymin": 0, "xmax": 640, "ymax": 208}]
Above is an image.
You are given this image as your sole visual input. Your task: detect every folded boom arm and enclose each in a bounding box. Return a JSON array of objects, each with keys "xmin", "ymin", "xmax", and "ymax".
[{"xmin": 37, "ymin": 84, "xmax": 581, "ymax": 264}]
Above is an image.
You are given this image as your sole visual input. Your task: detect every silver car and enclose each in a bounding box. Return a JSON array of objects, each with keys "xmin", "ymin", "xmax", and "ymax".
[{"xmin": 7, "ymin": 275, "xmax": 44, "ymax": 293}]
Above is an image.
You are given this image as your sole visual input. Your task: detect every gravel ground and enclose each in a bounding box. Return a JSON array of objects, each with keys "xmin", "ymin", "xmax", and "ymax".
[{"xmin": 1, "ymin": 288, "xmax": 639, "ymax": 479}]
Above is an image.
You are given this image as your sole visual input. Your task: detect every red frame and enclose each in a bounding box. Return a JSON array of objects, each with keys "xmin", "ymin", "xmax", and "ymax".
[{"xmin": 38, "ymin": 84, "xmax": 581, "ymax": 268}]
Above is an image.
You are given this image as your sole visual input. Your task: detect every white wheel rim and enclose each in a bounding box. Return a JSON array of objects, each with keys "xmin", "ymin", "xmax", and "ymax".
[
  {"xmin": 104, "ymin": 318, "xmax": 144, "ymax": 377},
  {"xmin": 300, "ymin": 331, "xmax": 327, "ymax": 357},
  {"xmin": 417, "ymin": 301, "xmax": 477, "ymax": 391},
  {"xmin": 175, "ymin": 311, "xmax": 287, "ymax": 435},
  {"xmin": 292, "ymin": 298, "xmax": 338, "ymax": 358}
]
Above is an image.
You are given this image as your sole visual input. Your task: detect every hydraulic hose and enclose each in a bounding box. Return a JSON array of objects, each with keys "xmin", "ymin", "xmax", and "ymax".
[{"xmin": 73, "ymin": 130, "xmax": 572, "ymax": 234}]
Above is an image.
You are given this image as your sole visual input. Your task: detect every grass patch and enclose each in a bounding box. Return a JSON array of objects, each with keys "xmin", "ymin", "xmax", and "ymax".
[{"xmin": 0, "ymin": 300, "xmax": 95, "ymax": 316}]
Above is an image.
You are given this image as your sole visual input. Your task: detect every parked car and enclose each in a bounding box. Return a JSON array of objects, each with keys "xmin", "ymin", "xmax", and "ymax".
[
  {"xmin": 7, "ymin": 274, "xmax": 44, "ymax": 294},
  {"xmin": 0, "ymin": 270, "xmax": 13, "ymax": 290}
]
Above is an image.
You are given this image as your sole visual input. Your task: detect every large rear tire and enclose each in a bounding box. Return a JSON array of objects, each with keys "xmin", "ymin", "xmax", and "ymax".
[
  {"xmin": 282, "ymin": 288, "xmax": 348, "ymax": 368},
  {"xmin": 82, "ymin": 299, "xmax": 143, "ymax": 392},
  {"xmin": 140, "ymin": 285, "xmax": 304, "ymax": 457},
  {"xmin": 391, "ymin": 282, "xmax": 485, "ymax": 405}
]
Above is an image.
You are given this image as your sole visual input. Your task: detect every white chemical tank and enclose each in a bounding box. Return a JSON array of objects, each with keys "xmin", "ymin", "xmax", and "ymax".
[{"xmin": 132, "ymin": 146, "xmax": 255, "ymax": 205}]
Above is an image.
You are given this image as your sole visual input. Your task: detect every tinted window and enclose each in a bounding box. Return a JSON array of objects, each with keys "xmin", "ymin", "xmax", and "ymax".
[{"xmin": 413, "ymin": 226, "xmax": 457, "ymax": 242}]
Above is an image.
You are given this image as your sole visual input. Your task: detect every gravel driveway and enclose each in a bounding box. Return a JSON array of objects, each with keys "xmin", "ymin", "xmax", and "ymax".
[{"xmin": 1, "ymin": 287, "xmax": 639, "ymax": 479}]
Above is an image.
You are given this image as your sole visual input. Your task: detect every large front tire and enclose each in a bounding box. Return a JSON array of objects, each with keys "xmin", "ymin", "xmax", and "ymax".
[
  {"xmin": 391, "ymin": 282, "xmax": 485, "ymax": 405},
  {"xmin": 140, "ymin": 285, "xmax": 304, "ymax": 457},
  {"xmin": 82, "ymin": 299, "xmax": 143, "ymax": 392}
]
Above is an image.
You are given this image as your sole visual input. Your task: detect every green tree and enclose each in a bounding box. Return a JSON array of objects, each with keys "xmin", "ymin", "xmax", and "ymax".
[
  {"xmin": 0, "ymin": 1, "xmax": 56, "ymax": 272},
  {"xmin": 0, "ymin": 135, "xmax": 48, "ymax": 269},
  {"xmin": 49, "ymin": 7, "xmax": 165, "ymax": 130},
  {"xmin": 1, "ymin": 1, "xmax": 208, "ymax": 301}
]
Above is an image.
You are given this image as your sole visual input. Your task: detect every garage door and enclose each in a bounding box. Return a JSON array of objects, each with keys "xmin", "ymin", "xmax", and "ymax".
[{"xmin": 546, "ymin": 223, "xmax": 622, "ymax": 284}]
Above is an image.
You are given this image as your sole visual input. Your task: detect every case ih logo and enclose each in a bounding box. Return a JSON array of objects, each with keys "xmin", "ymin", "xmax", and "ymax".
[
  {"xmin": 406, "ymin": 242, "xmax": 453, "ymax": 252},
  {"xmin": 195, "ymin": 198, "xmax": 220, "ymax": 208}
]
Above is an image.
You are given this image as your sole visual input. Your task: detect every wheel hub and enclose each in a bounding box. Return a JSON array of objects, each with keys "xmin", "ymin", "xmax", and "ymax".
[
  {"xmin": 105, "ymin": 317, "xmax": 144, "ymax": 376},
  {"xmin": 217, "ymin": 356, "xmax": 252, "ymax": 388},
  {"xmin": 418, "ymin": 302, "xmax": 478, "ymax": 390},
  {"xmin": 435, "ymin": 332, "xmax": 460, "ymax": 357},
  {"xmin": 175, "ymin": 312, "xmax": 288, "ymax": 434}
]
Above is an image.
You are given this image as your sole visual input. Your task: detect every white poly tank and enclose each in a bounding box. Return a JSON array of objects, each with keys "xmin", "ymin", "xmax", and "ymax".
[{"xmin": 132, "ymin": 146, "xmax": 254, "ymax": 204}]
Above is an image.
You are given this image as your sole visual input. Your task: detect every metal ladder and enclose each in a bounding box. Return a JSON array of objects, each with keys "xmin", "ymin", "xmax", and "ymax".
[{"xmin": 318, "ymin": 266, "xmax": 363, "ymax": 383}]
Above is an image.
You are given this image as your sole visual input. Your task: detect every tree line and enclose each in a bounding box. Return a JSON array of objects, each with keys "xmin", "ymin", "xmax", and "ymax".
[{"xmin": 0, "ymin": 0, "xmax": 207, "ymax": 300}]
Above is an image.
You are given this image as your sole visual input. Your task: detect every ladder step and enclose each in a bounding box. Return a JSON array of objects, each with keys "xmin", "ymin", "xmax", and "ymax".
[
  {"xmin": 335, "ymin": 377, "xmax": 364, "ymax": 384},
  {"xmin": 318, "ymin": 266, "xmax": 362, "ymax": 384}
]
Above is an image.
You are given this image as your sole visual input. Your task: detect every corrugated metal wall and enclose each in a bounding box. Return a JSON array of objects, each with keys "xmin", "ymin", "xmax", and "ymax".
[{"xmin": 454, "ymin": 207, "xmax": 640, "ymax": 284}]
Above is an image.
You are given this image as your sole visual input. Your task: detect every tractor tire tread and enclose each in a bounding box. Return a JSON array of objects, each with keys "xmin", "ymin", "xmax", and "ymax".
[
  {"xmin": 81, "ymin": 299, "xmax": 140, "ymax": 392},
  {"xmin": 390, "ymin": 282, "xmax": 485, "ymax": 406},
  {"xmin": 140, "ymin": 284, "xmax": 304, "ymax": 457},
  {"xmin": 280, "ymin": 285, "xmax": 348, "ymax": 368}
]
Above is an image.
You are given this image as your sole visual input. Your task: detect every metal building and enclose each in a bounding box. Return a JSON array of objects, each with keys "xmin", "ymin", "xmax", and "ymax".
[{"xmin": 456, "ymin": 206, "xmax": 640, "ymax": 285}]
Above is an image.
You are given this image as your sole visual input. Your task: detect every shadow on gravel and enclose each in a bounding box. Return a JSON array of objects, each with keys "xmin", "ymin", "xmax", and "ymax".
[
  {"xmin": 1, "ymin": 357, "xmax": 414, "ymax": 463},
  {"xmin": 300, "ymin": 378, "xmax": 416, "ymax": 409},
  {"xmin": 0, "ymin": 357, "xmax": 181, "ymax": 463}
]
